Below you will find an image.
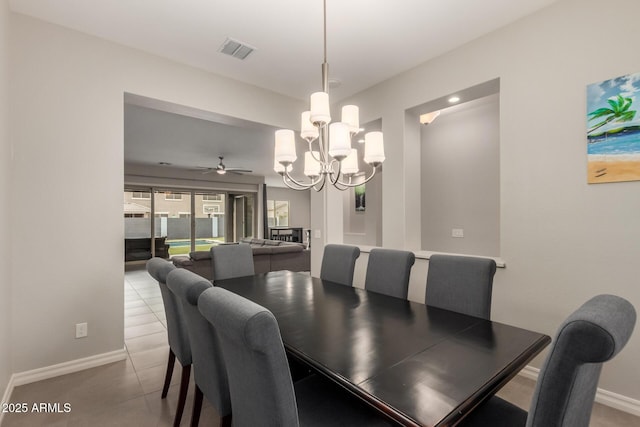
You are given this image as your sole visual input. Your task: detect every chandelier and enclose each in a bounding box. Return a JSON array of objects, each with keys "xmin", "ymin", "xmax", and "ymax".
[{"xmin": 273, "ymin": 0, "xmax": 385, "ymax": 191}]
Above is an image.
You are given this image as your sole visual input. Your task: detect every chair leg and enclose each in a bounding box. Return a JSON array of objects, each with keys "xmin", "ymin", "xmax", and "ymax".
[
  {"xmin": 190, "ymin": 384, "xmax": 203, "ymax": 427},
  {"xmin": 173, "ymin": 364, "xmax": 191, "ymax": 427},
  {"xmin": 161, "ymin": 349, "xmax": 176, "ymax": 399},
  {"xmin": 220, "ymin": 414, "xmax": 232, "ymax": 427}
]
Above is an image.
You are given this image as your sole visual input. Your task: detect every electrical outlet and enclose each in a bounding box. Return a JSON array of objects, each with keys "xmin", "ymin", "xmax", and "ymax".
[
  {"xmin": 75, "ymin": 322, "xmax": 88, "ymax": 338},
  {"xmin": 452, "ymin": 228, "xmax": 464, "ymax": 238},
  {"xmin": 314, "ymin": 229, "xmax": 321, "ymax": 238}
]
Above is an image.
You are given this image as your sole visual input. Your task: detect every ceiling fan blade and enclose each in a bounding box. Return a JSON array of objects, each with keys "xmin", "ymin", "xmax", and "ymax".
[
  {"xmin": 200, "ymin": 168, "xmax": 217, "ymax": 174},
  {"xmin": 225, "ymin": 167, "xmax": 252, "ymax": 173}
]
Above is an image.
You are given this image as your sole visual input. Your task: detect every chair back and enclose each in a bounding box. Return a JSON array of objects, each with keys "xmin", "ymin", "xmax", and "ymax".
[
  {"xmin": 425, "ymin": 254, "xmax": 496, "ymax": 319},
  {"xmin": 526, "ymin": 294, "xmax": 636, "ymax": 427},
  {"xmin": 146, "ymin": 257, "xmax": 191, "ymax": 365},
  {"xmin": 198, "ymin": 287, "xmax": 299, "ymax": 427},
  {"xmin": 364, "ymin": 248, "xmax": 415, "ymax": 299},
  {"xmin": 211, "ymin": 243, "xmax": 255, "ymax": 281},
  {"xmin": 166, "ymin": 269, "xmax": 231, "ymax": 417},
  {"xmin": 320, "ymin": 244, "xmax": 361, "ymax": 286}
]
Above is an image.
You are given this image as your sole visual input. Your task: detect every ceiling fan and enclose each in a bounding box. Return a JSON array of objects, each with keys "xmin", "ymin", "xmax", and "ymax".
[{"xmin": 200, "ymin": 156, "xmax": 252, "ymax": 175}]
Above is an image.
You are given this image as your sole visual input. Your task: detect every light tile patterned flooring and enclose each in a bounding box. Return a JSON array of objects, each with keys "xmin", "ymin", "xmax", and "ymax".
[
  {"xmin": 2, "ymin": 264, "xmax": 639, "ymax": 426},
  {"xmin": 2, "ymin": 264, "xmax": 223, "ymax": 427}
]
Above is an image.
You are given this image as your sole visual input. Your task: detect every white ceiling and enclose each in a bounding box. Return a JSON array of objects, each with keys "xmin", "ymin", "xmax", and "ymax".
[{"xmin": 10, "ymin": 0, "xmax": 559, "ymax": 186}]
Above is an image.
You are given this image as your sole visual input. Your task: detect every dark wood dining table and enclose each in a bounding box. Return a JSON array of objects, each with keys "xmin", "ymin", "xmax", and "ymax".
[{"xmin": 214, "ymin": 270, "xmax": 550, "ymax": 427}]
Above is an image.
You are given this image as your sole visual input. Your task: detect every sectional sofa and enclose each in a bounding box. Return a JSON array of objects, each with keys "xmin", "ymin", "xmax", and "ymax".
[{"xmin": 171, "ymin": 238, "xmax": 310, "ymax": 280}]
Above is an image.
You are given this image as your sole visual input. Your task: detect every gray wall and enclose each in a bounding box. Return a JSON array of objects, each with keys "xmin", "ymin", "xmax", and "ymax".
[
  {"xmin": 340, "ymin": 0, "xmax": 640, "ymax": 402},
  {"xmin": 421, "ymin": 95, "xmax": 500, "ymax": 256},
  {"xmin": 266, "ymin": 186, "xmax": 311, "ymax": 230},
  {"xmin": 0, "ymin": 0, "xmax": 11, "ymax": 402},
  {"xmin": 343, "ymin": 171, "xmax": 383, "ymax": 246},
  {"xmin": 9, "ymin": 11, "xmax": 303, "ymax": 377}
]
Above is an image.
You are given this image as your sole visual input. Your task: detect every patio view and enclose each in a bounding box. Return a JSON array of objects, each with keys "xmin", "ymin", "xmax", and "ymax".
[{"xmin": 124, "ymin": 189, "xmax": 226, "ymax": 258}]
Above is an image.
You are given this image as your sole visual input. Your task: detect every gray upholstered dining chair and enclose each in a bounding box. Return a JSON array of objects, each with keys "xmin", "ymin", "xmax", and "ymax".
[
  {"xmin": 146, "ymin": 257, "xmax": 191, "ymax": 427},
  {"xmin": 364, "ymin": 248, "xmax": 415, "ymax": 299},
  {"xmin": 197, "ymin": 287, "xmax": 394, "ymax": 427},
  {"xmin": 460, "ymin": 294, "xmax": 636, "ymax": 427},
  {"xmin": 320, "ymin": 244, "xmax": 361, "ymax": 287},
  {"xmin": 166, "ymin": 268, "xmax": 231, "ymax": 427},
  {"xmin": 425, "ymin": 254, "xmax": 497, "ymax": 319},
  {"xmin": 210, "ymin": 243, "xmax": 255, "ymax": 281}
]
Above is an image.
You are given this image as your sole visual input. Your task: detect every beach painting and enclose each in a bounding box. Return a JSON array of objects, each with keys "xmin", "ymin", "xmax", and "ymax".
[{"xmin": 587, "ymin": 72, "xmax": 640, "ymax": 183}]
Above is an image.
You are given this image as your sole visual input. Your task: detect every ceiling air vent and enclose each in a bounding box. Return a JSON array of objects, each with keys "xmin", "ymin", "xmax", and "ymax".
[{"xmin": 219, "ymin": 37, "xmax": 255, "ymax": 60}]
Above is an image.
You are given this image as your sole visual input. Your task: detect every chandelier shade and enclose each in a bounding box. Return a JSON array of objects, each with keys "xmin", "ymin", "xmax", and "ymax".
[
  {"xmin": 364, "ymin": 131, "xmax": 385, "ymax": 164},
  {"xmin": 300, "ymin": 111, "xmax": 319, "ymax": 141},
  {"xmin": 341, "ymin": 105, "xmax": 360, "ymax": 133},
  {"xmin": 304, "ymin": 151, "xmax": 322, "ymax": 177},
  {"xmin": 310, "ymin": 92, "xmax": 331, "ymax": 126},
  {"xmin": 273, "ymin": 0, "xmax": 384, "ymax": 191},
  {"xmin": 274, "ymin": 129, "xmax": 297, "ymax": 164},
  {"xmin": 328, "ymin": 122, "xmax": 351, "ymax": 160},
  {"xmin": 341, "ymin": 149, "xmax": 359, "ymax": 175}
]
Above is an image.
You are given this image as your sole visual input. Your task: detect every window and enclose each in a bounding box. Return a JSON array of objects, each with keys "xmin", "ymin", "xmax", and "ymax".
[
  {"xmin": 131, "ymin": 191, "xmax": 151, "ymax": 200},
  {"xmin": 165, "ymin": 192, "xmax": 183, "ymax": 201},
  {"xmin": 154, "ymin": 212, "xmax": 169, "ymax": 218},
  {"xmin": 124, "ymin": 213, "xmax": 145, "ymax": 218},
  {"xmin": 267, "ymin": 200, "xmax": 289, "ymax": 227},
  {"xmin": 203, "ymin": 194, "xmax": 222, "ymax": 201},
  {"xmin": 179, "ymin": 212, "xmax": 191, "ymax": 218},
  {"xmin": 203, "ymin": 205, "xmax": 220, "ymax": 214}
]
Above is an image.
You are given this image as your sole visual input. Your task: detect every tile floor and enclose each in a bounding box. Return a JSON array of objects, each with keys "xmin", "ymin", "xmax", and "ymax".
[
  {"xmin": 2, "ymin": 264, "xmax": 639, "ymax": 426},
  {"xmin": 2, "ymin": 264, "xmax": 222, "ymax": 427}
]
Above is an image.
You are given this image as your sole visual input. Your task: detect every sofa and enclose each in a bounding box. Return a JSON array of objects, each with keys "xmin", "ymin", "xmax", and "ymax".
[
  {"xmin": 172, "ymin": 238, "xmax": 310, "ymax": 280},
  {"xmin": 125, "ymin": 237, "xmax": 170, "ymax": 261}
]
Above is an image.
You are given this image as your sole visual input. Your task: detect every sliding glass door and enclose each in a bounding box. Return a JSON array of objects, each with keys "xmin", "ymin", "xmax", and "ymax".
[
  {"xmin": 153, "ymin": 190, "xmax": 192, "ymax": 257},
  {"xmin": 194, "ymin": 192, "xmax": 227, "ymax": 252},
  {"xmin": 124, "ymin": 187, "xmax": 238, "ymax": 261}
]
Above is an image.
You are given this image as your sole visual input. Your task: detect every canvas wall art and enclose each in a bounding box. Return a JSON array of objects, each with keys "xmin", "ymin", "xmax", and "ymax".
[
  {"xmin": 587, "ymin": 71, "xmax": 640, "ymax": 183},
  {"xmin": 355, "ymin": 184, "xmax": 365, "ymax": 212}
]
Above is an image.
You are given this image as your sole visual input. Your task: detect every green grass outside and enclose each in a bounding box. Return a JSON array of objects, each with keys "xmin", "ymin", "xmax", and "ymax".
[{"xmin": 167, "ymin": 238, "xmax": 225, "ymax": 256}]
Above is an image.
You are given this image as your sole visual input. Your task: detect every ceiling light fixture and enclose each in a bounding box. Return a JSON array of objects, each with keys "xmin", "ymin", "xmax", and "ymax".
[
  {"xmin": 448, "ymin": 96, "xmax": 460, "ymax": 103},
  {"xmin": 273, "ymin": 0, "xmax": 384, "ymax": 191}
]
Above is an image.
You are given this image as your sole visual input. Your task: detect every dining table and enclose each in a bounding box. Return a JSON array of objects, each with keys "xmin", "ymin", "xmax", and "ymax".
[{"xmin": 214, "ymin": 270, "xmax": 551, "ymax": 427}]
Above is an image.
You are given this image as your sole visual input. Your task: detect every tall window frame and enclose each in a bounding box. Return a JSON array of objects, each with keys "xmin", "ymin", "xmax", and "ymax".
[{"xmin": 124, "ymin": 186, "xmax": 258, "ymax": 259}]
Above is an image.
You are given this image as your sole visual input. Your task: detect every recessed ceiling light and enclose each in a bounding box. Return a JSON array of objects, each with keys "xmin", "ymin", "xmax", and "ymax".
[
  {"xmin": 448, "ymin": 96, "xmax": 460, "ymax": 103},
  {"xmin": 158, "ymin": 162, "xmax": 172, "ymax": 166}
]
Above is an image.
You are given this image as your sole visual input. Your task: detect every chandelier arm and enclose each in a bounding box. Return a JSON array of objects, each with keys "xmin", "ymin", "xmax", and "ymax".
[
  {"xmin": 283, "ymin": 170, "xmax": 325, "ymax": 189},
  {"xmin": 332, "ymin": 165, "xmax": 379, "ymax": 188},
  {"xmin": 328, "ymin": 159, "xmax": 344, "ymax": 186},
  {"xmin": 313, "ymin": 176, "xmax": 328, "ymax": 192},
  {"xmin": 330, "ymin": 178, "xmax": 349, "ymax": 191},
  {"xmin": 281, "ymin": 174, "xmax": 313, "ymax": 191},
  {"xmin": 309, "ymin": 146, "xmax": 324, "ymax": 164}
]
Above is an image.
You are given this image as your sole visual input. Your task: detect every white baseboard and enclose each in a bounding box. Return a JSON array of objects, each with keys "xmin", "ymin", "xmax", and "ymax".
[
  {"xmin": 0, "ymin": 348, "xmax": 127, "ymax": 424},
  {"xmin": 519, "ymin": 365, "xmax": 640, "ymax": 417},
  {"xmin": 0, "ymin": 373, "xmax": 16, "ymax": 425},
  {"xmin": 9, "ymin": 348, "xmax": 127, "ymax": 389}
]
